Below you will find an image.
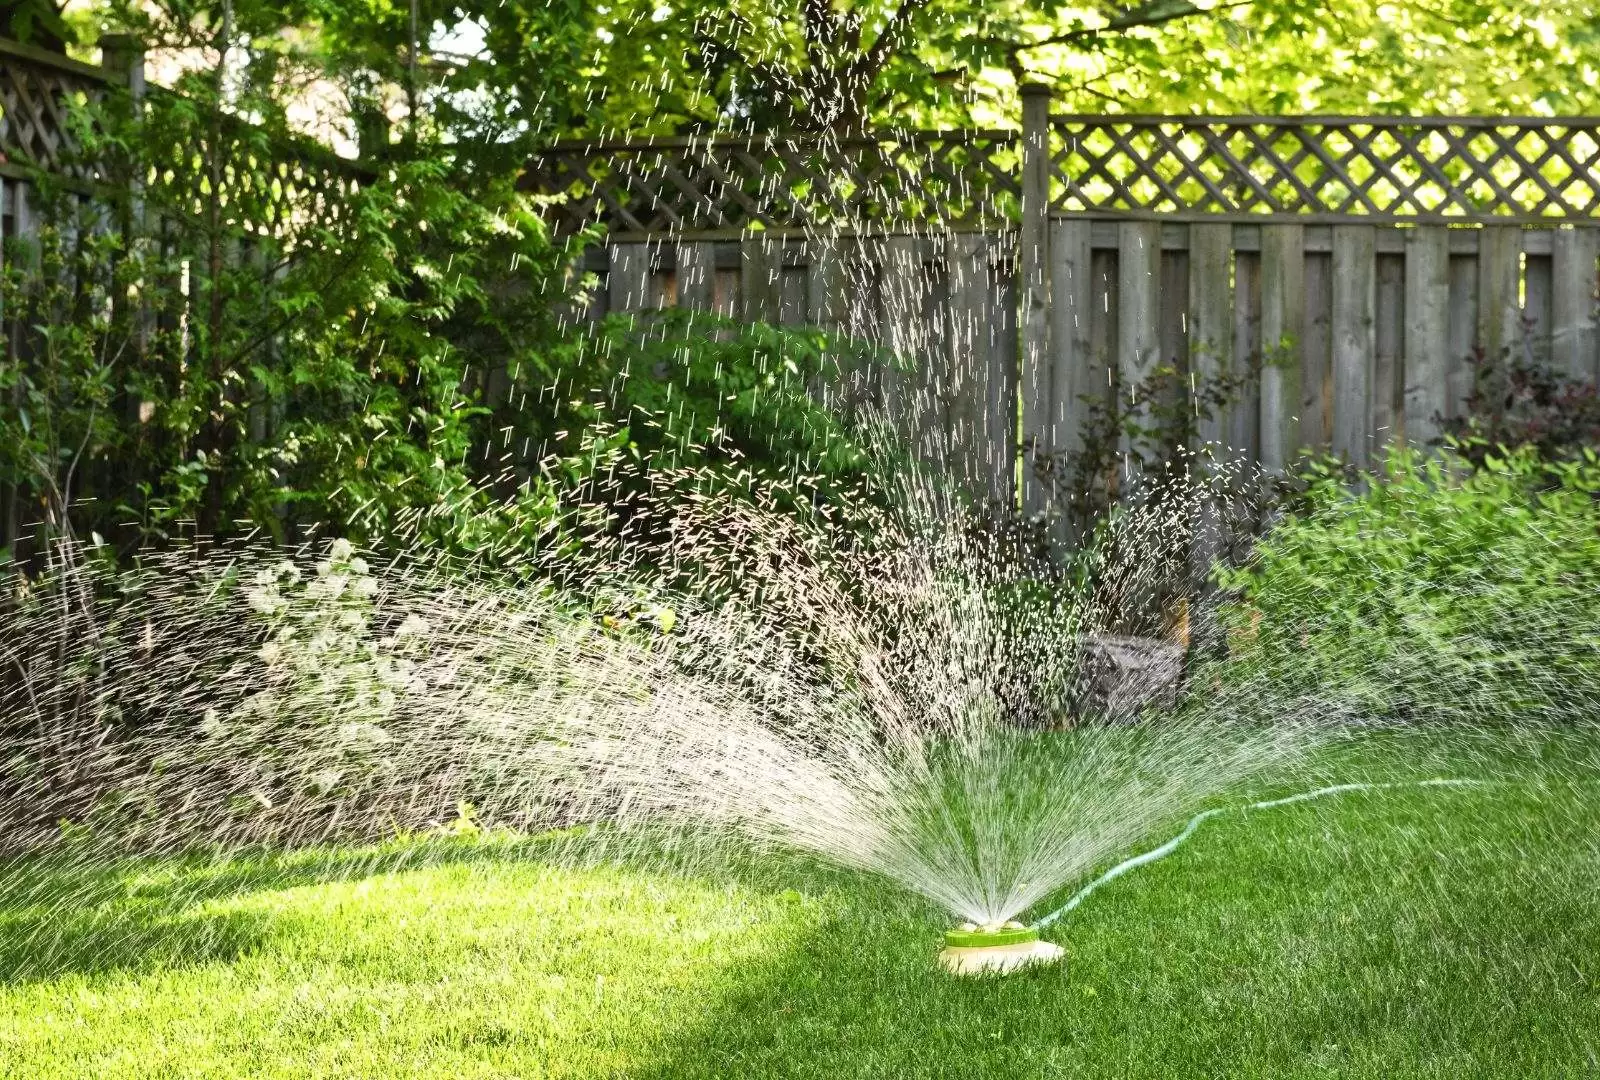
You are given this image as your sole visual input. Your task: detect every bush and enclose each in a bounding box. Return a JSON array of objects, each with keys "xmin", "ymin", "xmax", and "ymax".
[
  {"xmin": 1440, "ymin": 348, "xmax": 1600, "ymax": 466},
  {"xmin": 1213, "ymin": 446, "xmax": 1600, "ymax": 724}
]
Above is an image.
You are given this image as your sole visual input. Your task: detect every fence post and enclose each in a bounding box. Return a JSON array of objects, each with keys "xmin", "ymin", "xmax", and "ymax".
[
  {"xmin": 99, "ymin": 34, "xmax": 147, "ymax": 99},
  {"xmin": 1018, "ymin": 84, "xmax": 1052, "ymax": 519}
]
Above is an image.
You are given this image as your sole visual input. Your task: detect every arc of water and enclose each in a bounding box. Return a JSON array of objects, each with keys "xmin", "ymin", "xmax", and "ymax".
[{"xmin": 1028, "ymin": 778, "xmax": 1490, "ymax": 931}]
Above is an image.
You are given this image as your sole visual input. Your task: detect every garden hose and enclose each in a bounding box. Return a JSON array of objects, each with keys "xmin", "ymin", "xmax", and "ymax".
[{"xmin": 1028, "ymin": 778, "xmax": 1489, "ymax": 932}]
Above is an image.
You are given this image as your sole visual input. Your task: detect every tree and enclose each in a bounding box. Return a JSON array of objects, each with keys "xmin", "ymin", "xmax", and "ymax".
[
  {"xmin": 1, "ymin": 0, "xmax": 71, "ymax": 49},
  {"xmin": 472, "ymin": 0, "xmax": 1248, "ymax": 135},
  {"xmin": 466, "ymin": 0, "xmax": 1600, "ymax": 138}
]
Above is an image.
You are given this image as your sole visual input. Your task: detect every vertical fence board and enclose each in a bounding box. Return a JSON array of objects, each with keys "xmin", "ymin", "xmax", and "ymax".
[
  {"xmin": 1082, "ymin": 245, "xmax": 1121, "ymax": 512},
  {"xmin": 988, "ymin": 247, "xmax": 1019, "ymax": 505},
  {"xmin": 804, "ymin": 237, "xmax": 852, "ymax": 414},
  {"xmin": 1090, "ymin": 246, "xmax": 1120, "ymax": 417},
  {"xmin": 1522, "ymin": 251, "xmax": 1553, "ymax": 369},
  {"xmin": 880, "ymin": 236, "xmax": 925, "ymax": 440},
  {"xmin": 919, "ymin": 246, "xmax": 952, "ymax": 463},
  {"xmin": 947, "ymin": 232, "xmax": 991, "ymax": 493},
  {"xmin": 608, "ymin": 243, "xmax": 651, "ymax": 312},
  {"xmin": 778, "ymin": 264, "xmax": 808, "ymax": 326},
  {"xmin": 1188, "ymin": 223, "xmax": 1233, "ymax": 453},
  {"xmin": 740, "ymin": 235, "xmax": 783, "ymax": 323},
  {"xmin": 1300, "ymin": 251, "xmax": 1332, "ymax": 450},
  {"xmin": 841, "ymin": 243, "xmax": 884, "ymax": 345},
  {"xmin": 1186, "ymin": 222, "xmax": 1232, "ymax": 599},
  {"xmin": 712, "ymin": 266, "xmax": 739, "ymax": 317},
  {"xmin": 1118, "ymin": 221, "xmax": 1161, "ymax": 466},
  {"xmin": 1551, "ymin": 227, "xmax": 1599, "ymax": 383},
  {"xmin": 1159, "ymin": 247, "xmax": 1189, "ymax": 395},
  {"xmin": 650, "ymin": 266, "xmax": 675, "ymax": 309},
  {"xmin": 1259, "ymin": 224, "xmax": 1304, "ymax": 471},
  {"xmin": 1230, "ymin": 249, "xmax": 1261, "ymax": 462},
  {"xmin": 1403, "ymin": 226, "xmax": 1451, "ymax": 446},
  {"xmin": 1373, "ymin": 250, "xmax": 1405, "ymax": 448},
  {"xmin": 1331, "ymin": 225, "xmax": 1376, "ymax": 467},
  {"xmin": 676, "ymin": 242, "xmax": 715, "ymax": 311},
  {"xmin": 1048, "ymin": 219, "xmax": 1093, "ymax": 464},
  {"xmin": 1477, "ymin": 225, "xmax": 1521, "ymax": 406},
  {"xmin": 1447, "ymin": 254, "xmax": 1479, "ymax": 419}
]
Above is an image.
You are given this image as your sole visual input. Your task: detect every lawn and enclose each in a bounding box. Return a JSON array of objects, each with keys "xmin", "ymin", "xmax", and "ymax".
[{"xmin": 2, "ymin": 727, "xmax": 1597, "ymax": 1079}]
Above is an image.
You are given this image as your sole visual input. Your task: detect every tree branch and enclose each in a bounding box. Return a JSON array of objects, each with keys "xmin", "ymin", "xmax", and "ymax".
[
  {"xmin": 997, "ymin": 0, "xmax": 1255, "ymax": 60},
  {"xmin": 854, "ymin": 0, "xmax": 929, "ymax": 85},
  {"xmin": 714, "ymin": 9, "xmax": 805, "ymax": 100},
  {"xmin": 803, "ymin": 0, "xmax": 833, "ymax": 72}
]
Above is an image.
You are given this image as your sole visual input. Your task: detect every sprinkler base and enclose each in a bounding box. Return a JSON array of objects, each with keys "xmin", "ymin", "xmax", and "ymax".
[{"xmin": 938, "ymin": 925, "xmax": 1064, "ymax": 976}]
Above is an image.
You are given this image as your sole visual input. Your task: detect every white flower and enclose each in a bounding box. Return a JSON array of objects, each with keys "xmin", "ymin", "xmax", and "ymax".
[
  {"xmin": 199, "ymin": 708, "xmax": 226, "ymax": 738},
  {"xmin": 328, "ymin": 538, "xmax": 355, "ymax": 562},
  {"xmin": 309, "ymin": 768, "xmax": 344, "ymax": 793},
  {"xmin": 338, "ymin": 721, "xmax": 392, "ymax": 749}
]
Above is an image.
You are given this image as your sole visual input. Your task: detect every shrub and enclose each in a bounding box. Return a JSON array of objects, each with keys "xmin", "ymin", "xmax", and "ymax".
[
  {"xmin": 1441, "ymin": 348, "xmax": 1600, "ymax": 467},
  {"xmin": 1213, "ymin": 446, "xmax": 1600, "ymax": 724}
]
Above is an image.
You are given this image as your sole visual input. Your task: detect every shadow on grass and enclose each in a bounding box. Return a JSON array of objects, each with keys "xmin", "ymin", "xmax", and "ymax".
[{"xmin": 0, "ymin": 826, "xmax": 893, "ymax": 989}]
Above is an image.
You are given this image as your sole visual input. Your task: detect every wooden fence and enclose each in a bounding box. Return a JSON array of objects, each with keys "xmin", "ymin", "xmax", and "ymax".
[
  {"xmin": 529, "ymin": 91, "xmax": 1600, "ymax": 516},
  {"xmin": 6, "ymin": 39, "xmax": 1600, "ymax": 520},
  {"xmin": 0, "ymin": 36, "xmax": 372, "ymax": 552},
  {"xmin": 0, "ymin": 34, "xmax": 369, "ymax": 258}
]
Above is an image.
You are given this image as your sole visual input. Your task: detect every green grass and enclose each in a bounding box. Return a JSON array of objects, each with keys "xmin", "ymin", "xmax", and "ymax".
[{"xmin": 2, "ymin": 728, "xmax": 1598, "ymax": 1079}]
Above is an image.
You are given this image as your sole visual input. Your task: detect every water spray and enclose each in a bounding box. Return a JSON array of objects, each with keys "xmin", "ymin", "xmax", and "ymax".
[{"xmin": 939, "ymin": 778, "xmax": 1486, "ymax": 976}]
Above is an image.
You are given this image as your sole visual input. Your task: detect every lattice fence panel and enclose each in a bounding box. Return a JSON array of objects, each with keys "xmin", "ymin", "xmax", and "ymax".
[
  {"xmin": 0, "ymin": 47, "xmax": 371, "ymax": 246},
  {"xmin": 1051, "ymin": 116, "xmax": 1600, "ymax": 220},
  {"xmin": 0, "ymin": 51, "xmax": 109, "ymax": 181},
  {"xmin": 528, "ymin": 131, "xmax": 1020, "ymax": 234},
  {"xmin": 139, "ymin": 89, "xmax": 371, "ymax": 249}
]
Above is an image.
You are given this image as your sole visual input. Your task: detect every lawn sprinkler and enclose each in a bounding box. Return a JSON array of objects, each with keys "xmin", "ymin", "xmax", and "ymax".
[{"xmin": 938, "ymin": 922, "xmax": 1064, "ymax": 976}]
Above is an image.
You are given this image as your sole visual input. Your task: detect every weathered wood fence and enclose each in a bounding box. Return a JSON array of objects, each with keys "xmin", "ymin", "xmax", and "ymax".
[
  {"xmin": 6, "ymin": 38, "xmax": 1600, "ymax": 519},
  {"xmin": 529, "ymin": 90, "xmax": 1600, "ymax": 513}
]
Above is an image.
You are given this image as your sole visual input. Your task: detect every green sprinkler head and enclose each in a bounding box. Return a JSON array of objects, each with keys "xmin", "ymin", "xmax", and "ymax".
[{"xmin": 938, "ymin": 921, "xmax": 1065, "ymax": 976}]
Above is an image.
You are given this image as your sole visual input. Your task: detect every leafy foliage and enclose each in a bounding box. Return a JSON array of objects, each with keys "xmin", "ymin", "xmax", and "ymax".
[
  {"xmin": 0, "ymin": 2, "xmax": 882, "ymax": 570},
  {"xmin": 1214, "ymin": 446, "xmax": 1600, "ymax": 724},
  {"xmin": 449, "ymin": 0, "xmax": 1600, "ymax": 138},
  {"xmin": 1441, "ymin": 346, "xmax": 1600, "ymax": 468}
]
